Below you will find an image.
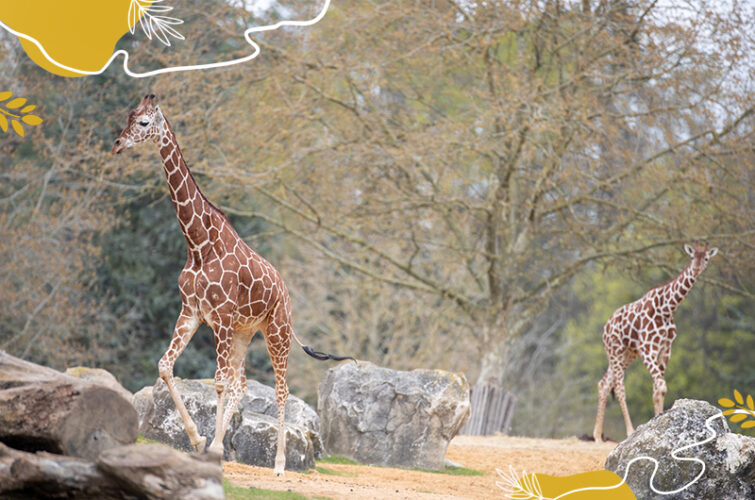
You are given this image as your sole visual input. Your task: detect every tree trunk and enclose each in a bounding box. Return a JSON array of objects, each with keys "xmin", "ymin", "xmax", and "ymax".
[{"xmin": 0, "ymin": 351, "xmax": 138, "ymax": 461}]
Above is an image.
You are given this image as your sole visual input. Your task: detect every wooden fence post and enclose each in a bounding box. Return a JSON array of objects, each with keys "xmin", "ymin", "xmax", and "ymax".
[{"xmin": 459, "ymin": 384, "xmax": 516, "ymax": 436}]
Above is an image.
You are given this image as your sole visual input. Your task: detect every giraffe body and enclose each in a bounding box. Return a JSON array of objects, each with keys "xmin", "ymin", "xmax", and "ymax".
[
  {"xmin": 113, "ymin": 95, "xmax": 351, "ymax": 474},
  {"xmin": 593, "ymin": 243, "xmax": 717, "ymax": 443}
]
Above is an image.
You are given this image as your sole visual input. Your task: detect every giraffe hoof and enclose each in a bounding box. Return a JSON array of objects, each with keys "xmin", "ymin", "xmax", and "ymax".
[
  {"xmin": 192, "ymin": 436, "xmax": 207, "ymax": 453},
  {"xmin": 273, "ymin": 467, "xmax": 285, "ymax": 477},
  {"xmin": 207, "ymin": 441, "xmax": 223, "ymax": 458}
]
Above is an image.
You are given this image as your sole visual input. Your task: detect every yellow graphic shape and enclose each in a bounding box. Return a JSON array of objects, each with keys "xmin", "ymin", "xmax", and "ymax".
[
  {"xmin": 720, "ymin": 389, "xmax": 755, "ymax": 430},
  {"xmin": 515, "ymin": 471, "xmax": 636, "ymax": 500},
  {"xmin": 0, "ymin": 1, "xmax": 143, "ymax": 77}
]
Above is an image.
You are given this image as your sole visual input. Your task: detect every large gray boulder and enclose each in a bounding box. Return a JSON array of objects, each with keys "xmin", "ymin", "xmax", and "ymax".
[
  {"xmin": 605, "ymin": 399, "xmax": 755, "ymax": 500},
  {"xmin": 317, "ymin": 362, "xmax": 470, "ymax": 470},
  {"xmin": 134, "ymin": 378, "xmax": 321, "ymax": 470},
  {"xmin": 65, "ymin": 366, "xmax": 133, "ymax": 402}
]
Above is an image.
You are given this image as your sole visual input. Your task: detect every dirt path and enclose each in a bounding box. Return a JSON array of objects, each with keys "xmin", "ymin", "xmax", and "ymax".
[{"xmin": 223, "ymin": 436, "xmax": 617, "ymax": 499}]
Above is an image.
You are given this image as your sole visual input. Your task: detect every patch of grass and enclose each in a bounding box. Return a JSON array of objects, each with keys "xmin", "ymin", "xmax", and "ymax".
[
  {"xmin": 223, "ymin": 479, "xmax": 311, "ymax": 499},
  {"xmin": 314, "ymin": 466, "xmax": 358, "ymax": 477},
  {"xmin": 412, "ymin": 466, "xmax": 485, "ymax": 476},
  {"xmin": 316, "ymin": 455, "xmax": 359, "ymax": 465},
  {"xmin": 136, "ymin": 434, "xmax": 162, "ymax": 445}
]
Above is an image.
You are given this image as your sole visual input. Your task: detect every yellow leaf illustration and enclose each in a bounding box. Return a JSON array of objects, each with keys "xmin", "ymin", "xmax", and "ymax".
[
  {"xmin": 1, "ymin": 91, "xmax": 42, "ymax": 137},
  {"xmin": 6, "ymin": 97, "xmax": 27, "ymax": 109},
  {"xmin": 22, "ymin": 114, "xmax": 43, "ymax": 126},
  {"xmin": 734, "ymin": 389, "xmax": 744, "ymax": 405},
  {"xmin": 719, "ymin": 398, "xmax": 735, "ymax": 408},
  {"xmin": 11, "ymin": 119, "xmax": 24, "ymax": 137},
  {"xmin": 742, "ymin": 421, "xmax": 755, "ymax": 429},
  {"xmin": 722, "ymin": 409, "xmax": 736, "ymax": 416},
  {"xmin": 730, "ymin": 413, "xmax": 747, "ymax": 423},
  {"xmin": 747, "ymin": 394, "xmax": 754, "ymax": 411}
]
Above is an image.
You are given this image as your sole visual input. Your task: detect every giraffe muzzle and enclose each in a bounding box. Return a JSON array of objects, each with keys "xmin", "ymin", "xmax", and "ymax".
[{"xmin": 112, "ymin": 138, "xmax": 125, "ymax": 155}]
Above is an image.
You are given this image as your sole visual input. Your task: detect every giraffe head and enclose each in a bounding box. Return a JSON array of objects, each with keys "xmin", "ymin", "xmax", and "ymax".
[
  {"xmin": 112, "ymin": 94, "xmax": 165, "ymax": 154},
  {"xmin": 684, "ymin": 242, "xmax": 718, "ymax": 275}
]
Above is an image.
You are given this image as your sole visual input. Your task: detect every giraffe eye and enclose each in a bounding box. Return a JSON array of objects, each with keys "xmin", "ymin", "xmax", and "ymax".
[{"xmin": 139, "ymin": 121, "xmax": 149, "ymax": 127}]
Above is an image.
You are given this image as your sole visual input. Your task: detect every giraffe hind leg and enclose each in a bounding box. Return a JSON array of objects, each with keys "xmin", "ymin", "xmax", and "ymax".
[
  {"xmin": 593, "ymin": 367, "xmax": 615, "ymax": 442},
  {"xmin": 207, "ymin": 317, "xmax": 237, "ymax": 456},
  {"xmin": 265, "ymin": 304, "xmax": 291, "ymax": 476},
  {"xmin": 613, "ymin": 368, "xmax": 634, "ymax": 438}
]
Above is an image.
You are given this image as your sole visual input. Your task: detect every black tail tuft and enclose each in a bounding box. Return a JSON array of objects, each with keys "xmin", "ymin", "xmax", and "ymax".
[{"xmin": 302, "ymin": 345, "xmax": 356, "ymax": 362}]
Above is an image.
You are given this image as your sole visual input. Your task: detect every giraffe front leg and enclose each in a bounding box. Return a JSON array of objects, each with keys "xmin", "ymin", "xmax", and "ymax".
[
  {"xmin": 208, "ymin": 317, "xmax": 234, "ymax": 457},
  {"xmin": 654, "ymin": 342, "xmax": 672, "ymax": 416},
  {"xmin": 652, "ymin": 377, "xmax": 667, "ymax": 415},
  {"xmin": 158, "ymin": 307, "xmax": 205, "ymax": 452},
  {"xmin": 215, "ymin": 330, "xmax": 255, "ymax": 454},
  {"xmin": 207, "ymin": 369, "xmax": 227, "ymax": 457},
  {"xmin": 641, "ymin": 348, "xmax": 667, "ymax": 416}
]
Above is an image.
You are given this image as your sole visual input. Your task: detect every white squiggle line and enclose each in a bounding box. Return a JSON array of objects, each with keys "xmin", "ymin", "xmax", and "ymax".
[
  {"xmin": 497, "ymin": 409, "xmax": 749, "ymax": 499},
  {"xmin": 0, "ymin": 0, "xmax": 330, "ymax": 78}
]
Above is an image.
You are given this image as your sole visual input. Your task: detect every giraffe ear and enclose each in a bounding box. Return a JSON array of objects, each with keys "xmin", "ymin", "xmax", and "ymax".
[
  {"xmin": 153, "ymin": 106, "xmax": 165, "ymax": 127},
  {"xmin": 707, "ymin": 247, "xmax": 718, "ymax": 258},
  {"xmin": 684, "ymin": 244, "xmax": 694, "ymax": 257}
]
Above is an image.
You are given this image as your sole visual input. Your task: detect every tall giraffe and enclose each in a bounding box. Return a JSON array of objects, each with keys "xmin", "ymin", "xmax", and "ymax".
[
  {"xmin": 112, "ymin": 95, "xmax": 352, "ymax": 475},
  {"xmin": 592, "ymin": 242, "xmax": 717, "ymax": 443}
]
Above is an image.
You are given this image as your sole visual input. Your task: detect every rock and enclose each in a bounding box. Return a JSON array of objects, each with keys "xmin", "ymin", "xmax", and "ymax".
[
  {"xmin": 98, "ymin": 443, "xmax": 223, "ymax": 500},
  {"xmin": 317, "ymin": 361, "xmax": 471, "ymax": 470},
  {"xmin": 231, "ymin": 409, "xmax": 314, "ymax": 471},
  {"xmin": 65, "ymin": 366, "xmax": 133, "ymax": 402},
  {"xmin": 0, "ymin": 441, "xmax": 223, "ymax": 500},
  {"xmin": 135, "ymin": 378, "xmax": 321, "ymax": 470},
  {"xmin": 0, "ymin": 442, "xmax": 124, "ymax": 499},
  {"xmin": 132, "ymin": 385, "xmax": 154, "ymax": 428},
  {"xmin": 0, "ymin": 351, "xmax": 138, "ymax": 461},
  {"xmin": 605, "ymin": 399, "xmax": 755, "ymax": 500}
]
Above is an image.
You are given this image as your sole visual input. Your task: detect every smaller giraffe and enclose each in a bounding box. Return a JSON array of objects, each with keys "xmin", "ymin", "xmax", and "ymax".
[{"xmin": 593, "ymin": 242, "xmax": 718, "ymax": 443}]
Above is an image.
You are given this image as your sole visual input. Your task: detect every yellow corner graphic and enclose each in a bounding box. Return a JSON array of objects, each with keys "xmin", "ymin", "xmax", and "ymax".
[
  {"xmin": 0, "ymin": 0, "xmax": 141, "ymax": 77},
  {"xmin": 510, "ymin": 470, "xmax": 636, "ymax": 500}
]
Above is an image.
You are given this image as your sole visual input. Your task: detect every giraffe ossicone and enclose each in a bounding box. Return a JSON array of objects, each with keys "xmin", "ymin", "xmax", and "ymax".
[
  {"xmin": 593, "ymin": 242, "xmax": 718, "ymax": 443},
  {"xmin": 113, "ymin": 94, "xmax": 354, "ymax": 475}
]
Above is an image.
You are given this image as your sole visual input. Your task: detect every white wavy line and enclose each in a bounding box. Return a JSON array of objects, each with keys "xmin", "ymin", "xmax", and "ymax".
[
  {"xmin": 497, "ymin": 409, "xmax": 750, "ymax": 499},
  {"xmin": 0, "ymin": 0, "xmax": 330, "ymax": 78}
]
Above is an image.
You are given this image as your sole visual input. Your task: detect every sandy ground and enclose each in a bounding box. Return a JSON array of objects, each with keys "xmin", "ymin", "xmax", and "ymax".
[{"xmin": 223, "ymin": 436, "xmax": 617, "ymax": 499}]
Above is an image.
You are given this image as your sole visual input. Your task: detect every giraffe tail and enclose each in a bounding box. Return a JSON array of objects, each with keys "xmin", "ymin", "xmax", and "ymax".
[
  {"xmin": 293, "ymin": 329, "xmax": 356, "ymax": 362},
  {"xmin": 302, "ymin": 345, "xmax": 356, "ymax": 362}
]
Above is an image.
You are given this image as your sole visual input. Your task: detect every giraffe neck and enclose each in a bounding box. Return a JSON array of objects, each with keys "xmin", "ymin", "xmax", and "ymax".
[
  {"xmin": 157, "ymin": 118, "xmax": 215, "ymax": 254},
  {"xmin": 656, "ymin": 263, "xmax": 697, "ymax": 314}
]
